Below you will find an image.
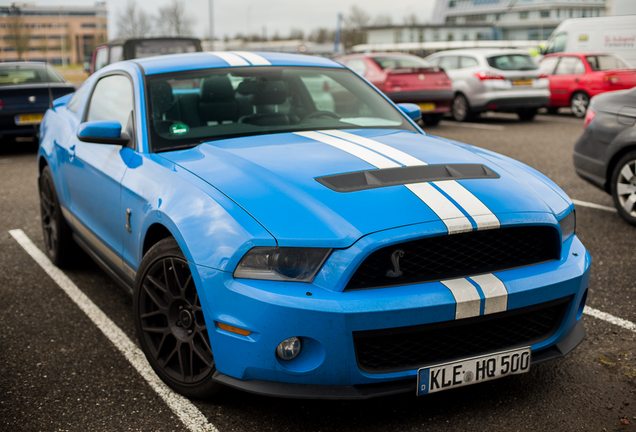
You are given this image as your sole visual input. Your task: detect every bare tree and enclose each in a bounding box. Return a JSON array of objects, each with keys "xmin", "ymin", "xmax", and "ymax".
[
  {"xmin": 38, "ymin": 35, "xmax": 49, "ymax": 63},
  {"xmin": 308, "ymin": 28, "xmax": 335, "ymax": 44},
  {"xmin": 373, "ymin": 14, "xmax": 393, "ymax": 26},
  {"xmin": 289, "ymin": 28, "xmax": 304, "ymax": 41},
  {"xmin": 7, "ymin": 14, "xmax": 31, "ymax": 61},
  {"xmin": 403, "ymin": 13, "xmax": 418, "ymax": 26},
  {"xmin": 157, "ymin": 0, "xmax": 195, "ymax": 37},
  {"xmin": 341, "ymin": 5, "xmax": 370, "ymax": 48},
  {"xmin": 117, "ymin": 0, "xmax": 152, "ymax": 38}
]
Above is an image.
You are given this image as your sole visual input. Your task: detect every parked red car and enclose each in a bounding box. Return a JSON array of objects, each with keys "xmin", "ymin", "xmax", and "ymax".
[
  {"xmin": 539, "ymin": 52, "xmax": 636, "ymax": 118},
  {"xmin": 335, "ymin": 53, "xmax": 453, "ymax": 126}
]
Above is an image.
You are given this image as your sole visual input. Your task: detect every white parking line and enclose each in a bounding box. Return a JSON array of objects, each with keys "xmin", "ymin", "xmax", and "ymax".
[
  {"xmin": 584, "ymin": 307, "xmax": 636, "ymax": 333},
  {"xmin": 572, "ymin": 199, "xmax": 617, "ymax": 213},
  {"xmin": 8, "ymin": 229, "xmax": 217, "ymax": 432},
  {"xmin": 438, "ymin": 121, "xmax": 506, "ymax": 131}
]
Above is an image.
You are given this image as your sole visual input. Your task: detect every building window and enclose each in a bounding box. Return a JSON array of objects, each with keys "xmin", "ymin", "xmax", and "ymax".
[
  {"xmin": 519, "ymin": 11, "xmax": 529, "ymax": 19},
  {"xmin": 449, "ymin": 1, "xmax": 456, "ymax": 7},
  {"xmin": 556, "ymin": 10, "xmax": 560, "ymax": 18},
  {"xmin": 418, "ymin": 30, "xmax": 424, "ymax": 42},
  {"xmin": 433, "ymin": 32, "xmax": 440, "ymax": 41},
  {"xmin": 81, "ymin": 23, "xmax": 97, "ymax": 28},
  {"xmin": 446, "ymin": 16, "xmax": 456, "ymax": 23},
  {"xmin": 466, "ymin": 14, "xmax": 487, "ymax": 22},
  {"xmin": 582, "ymin": 10, "xmax": 587, "ymax": 17},
  {"xmin": 394, "ymin": 30, "xmax": 403, "ymax": 43},
  {"xmin": 447, "ymin": 33, "xmax": 454, "ymax": 41},
  {"xmin": 540, "ymin": 11, "xmax": 549, "ymax": 18}
]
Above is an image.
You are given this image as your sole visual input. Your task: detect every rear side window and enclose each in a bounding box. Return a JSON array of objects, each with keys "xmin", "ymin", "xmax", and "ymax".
[
  {"xmin": 460, "ymin": 56, "xmax": 479, "ymax": 68},
  {"xmin": 539, "ymin": 57, "xmax": 559, "ymax": 75},
  {"xmin": 487, "ymin": 54, "xmax": 538, "ymax": 71},
  {"xmin": 438, "ymin": 56, "xmax": 459, "ymax": 70},
  {"xmin": 346, "ymin": 59, "xmax": 367, "ymax": 76},
  {"xmin": 93, "ymin": 47, "xmax": 108, "ymax": 72},
  {"xmin": 554, "ymin": 57, "xmax": 584, "ymax": 75},
  {"xmin": 585, "ymin": 55, "xmax": 628, "ymax": 71},
  {"xmin": 110, "ymin": 46, "xmax": 124, "ymax": 63}
]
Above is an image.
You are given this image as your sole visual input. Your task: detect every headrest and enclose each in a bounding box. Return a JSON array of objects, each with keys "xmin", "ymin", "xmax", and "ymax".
[
  {"xmin": 200, "ymin": 76, "xmax": 235, "ymax": 102},
  {"xmin": 237, "ymin": 80, "xmax": 287, "ymax": 105},
  {"xmin": 150, "ymin": 81, "xmax": 173, "ymax": 117}
]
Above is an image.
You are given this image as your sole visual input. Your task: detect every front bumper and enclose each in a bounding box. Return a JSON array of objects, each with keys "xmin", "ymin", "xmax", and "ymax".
[{"xmin": 192, "ymin": 228, "xmax": 590, "ymax": 398}]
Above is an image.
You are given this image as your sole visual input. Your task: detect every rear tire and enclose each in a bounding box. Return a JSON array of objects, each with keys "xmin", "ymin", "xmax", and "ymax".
[
  {"xmin": 546, "ymin": 107, "xmax": 559, "ymax": 115},
  {"xmin": 610, "ymin": 150, "xmax": 636, "ymax": 226},
  {"xmin": 451, "ymin": 94, "xmax": 472, "ymax": 122},
  {"xmin": 39, "ymin": 166, "xmax": 76, "ymax": 267},
  {"xmin": 422, "ymin": 114, "xmax": 443, "ymax": 126},
  {"xmin": 134, "ymin": 238, "xmax": 223, "ymax": 399},
  {"xmin": 517, "ymin": 108, "xmax": 538, "ymax": 121},
  {"xmin": 570, "ymin": 92, "xmax": 589, "ymax": 118}
]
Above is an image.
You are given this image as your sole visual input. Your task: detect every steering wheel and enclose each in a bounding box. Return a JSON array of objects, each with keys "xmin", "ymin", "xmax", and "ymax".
[{"xmin": 304, "ymin": 110, "xmax": 341, "ymax": 120}]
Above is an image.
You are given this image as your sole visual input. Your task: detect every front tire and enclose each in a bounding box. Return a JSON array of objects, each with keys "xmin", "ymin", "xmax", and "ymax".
[
  {"xmin": 39, "ymin": 166, "xmax": 75, "ymax": 267},
  {"xmin": 517, "ymin": 108, "xmax": 538, "ymax": 121},
  {"xmin": 610, "ymin": 151, "xmax": 636, "ymax": 226},
  {"xmin": 451, "ymin": 94, "xmax": 472, "ymax": 122},
  {"xmin": 134, "ymin": 238, "xmax": 222, "ymax": 398},
  {"xmin": 570, "ymin": 92, "xmax": 589, "ymax": 118},
  {"xmin": 422, "ymin": 113, "xmax": 443, "ymax": 126}
]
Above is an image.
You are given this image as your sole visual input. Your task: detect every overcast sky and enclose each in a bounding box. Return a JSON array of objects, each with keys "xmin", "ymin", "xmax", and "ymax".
[{"xmin": 2, "ymin": 0, "xmax": 438, "ymax": 39}]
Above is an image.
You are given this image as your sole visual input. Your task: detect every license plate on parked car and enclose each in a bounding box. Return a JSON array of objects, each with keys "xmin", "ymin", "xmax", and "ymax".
[
  {"xmin": 15, "ymin": 113, "xmax": 44, "ymax": 125},
  {"xmin": 512, "ymin": 79, "xmax": 533, "ymax": 86},
  {"xmin": 417, "ymin": 103, "xmax": 436, "ymax": 112},
  {"xmin": 416, "ymin": 347, "xmax": 531, "ymax": 395}
]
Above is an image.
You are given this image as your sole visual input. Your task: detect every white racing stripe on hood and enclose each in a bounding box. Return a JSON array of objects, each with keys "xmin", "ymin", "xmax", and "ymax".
[
  {"xmin": 470, "ymin": 274, "xmax": 508, "ymax": 315},
  {"xmin": 210, "ymin": 51, "xmax": 250, "ymax": 66},
  {"xmin": 405, "ymin": 183, "xmax": 473, "ymax": 234},
  {"xmin": 294, "ymin": 131, "xmax": 400, "ymax": 169},
  {"xmin": 231, "ymin": 51, "xmax": 271, "ymax": 65},
  {"xmin": 433, "ymin": 181, "xmax": 500, "ymax": 230},
  {"xmin": 441, "ymin": 278, "xmax": 481, "ymax": 319}
]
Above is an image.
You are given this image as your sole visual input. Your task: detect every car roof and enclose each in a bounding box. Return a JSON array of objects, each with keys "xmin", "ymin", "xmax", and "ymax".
[
  {"xmin": 429, "ymin": 48, "xmax": 532, "ymax": 57},
  {"xmin": 134, "ymin": 51, "xmax": 344, "ymax": 75},
  {"xmin": 544, "ymin": 52, "xmax": 614, "ymax": 57}
]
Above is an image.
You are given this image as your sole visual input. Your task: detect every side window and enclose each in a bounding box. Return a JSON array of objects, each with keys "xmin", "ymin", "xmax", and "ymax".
[
  {"xmin": 86, "ymin": 74, "xmax": 134, "ymax": 129},
  {"xmin": 460, "ymin": 56, "xmax": 478, "ymax": 68},
  {"xmin": 545, "ymin": 33, "xmax": 567, "ymax": 55},
  {"xmin": 573, "ymin": 58, "xmax": 585, "ymax": 74},
  {"xmin": 346, "ymin": 59, "xmax": 367, "ymax": 76},
  {"xmin": 93, "ymin": 47, "xmax": 108, "ymax": 72},
  {"xmin": 438, "ymin": 56, "xmax": 459, "ymax": 70},
  {"xmin": 109, "ymin": 45, "xmax": 123, "ymax": 64},
  {"xmin": 67, "ymin": 81, "xmax": 88, "ymax": 113},
  {"xmin": 539, "ymin": 57, "xmax": 559, "ymax": 75},
  {"xmin": 427, "ymin": 57, "xmax": 441, "ymax": 66},
  {"xmin": 554, "ymin": 57, "xmax": 583, "ymax": 75}
]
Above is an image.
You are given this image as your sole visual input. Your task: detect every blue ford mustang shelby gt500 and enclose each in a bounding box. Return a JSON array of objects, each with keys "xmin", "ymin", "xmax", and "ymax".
[{"xmin": 38, "ymin": 51, "xmax": 590, "ymax": 399}]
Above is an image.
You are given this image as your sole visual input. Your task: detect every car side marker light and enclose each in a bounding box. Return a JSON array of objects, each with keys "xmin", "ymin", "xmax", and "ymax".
[{"xmin": 217, "ymin": 322, "xmax": 252, "ymax": 336}]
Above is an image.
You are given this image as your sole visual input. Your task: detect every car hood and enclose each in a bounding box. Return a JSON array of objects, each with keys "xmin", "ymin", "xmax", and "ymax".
[{"xmin": 161, "ymin": 129, "xmax": 571, "ymax": 247}]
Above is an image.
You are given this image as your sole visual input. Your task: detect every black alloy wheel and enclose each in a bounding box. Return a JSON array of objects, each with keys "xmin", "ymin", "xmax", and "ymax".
[
  {"xmin": 451, "ymin": 94, "xmax": 472, "ymax": 122},
  {"xmin": 134, "ymin": 238, "xmax": 222, "ymax": 398},
  {"xmin": 610, "ymin": 151, "xmax": 636, "ymax": 226},
  {"xmin": 39, "ymin": 166, "xmax": 75, "ymax": 267}
]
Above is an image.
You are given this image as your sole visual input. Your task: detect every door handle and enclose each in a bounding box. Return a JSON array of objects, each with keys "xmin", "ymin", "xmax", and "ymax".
[{"xmin": 68, "ymin": 144, "xmax": 76, "ymax": 161}]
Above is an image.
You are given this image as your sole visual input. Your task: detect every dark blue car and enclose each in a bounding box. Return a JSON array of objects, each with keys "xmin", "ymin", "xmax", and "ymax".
[{"xmin": 38, "ymin": 51, "xmax": 590, "ymax": 399}]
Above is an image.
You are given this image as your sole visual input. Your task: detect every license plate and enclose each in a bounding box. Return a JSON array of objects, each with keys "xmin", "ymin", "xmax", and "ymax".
[
  {"xmin": 512, "ymin": 79, "xmax": 533, "ymax": 86},
  {"xmin": 417, "ymin": 347, "xmax": 531, "ymax": 395},
  {"xmin": 15, "ymin": 113, "xmax": 44, "ymax": 125},
  {"xmin": 417, "ymin": 103, "xmax": 436, "ymax": 112}
]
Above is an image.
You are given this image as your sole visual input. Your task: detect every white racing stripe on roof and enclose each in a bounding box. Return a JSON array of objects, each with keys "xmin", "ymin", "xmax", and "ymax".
[
  {"xmin": 232, "ymin": 51, "xmax": 271, "ymax": 65},
  {"xmin": 294, "ymin": 131, "xmax": 401, "ymax": 169},
  {"xmin": 319, "ymin": 130, "xmax": 426, "ymax": 167},
  {"xmin": 406, "ymin": 182, "xmax": 473, "ymax": 234},
  {"xmin": 210, "ymin": 51, "xmax": 250, "ymax": 66},
  {"xmin": 433, "ymin": 180, "xmax": 500, "ymax": 230},
  {"xmin": 441, "ymin": 278, "xmax": 482, "ymax": 319},
  {"xmin": 469, "ymin": 274, "xmax": 508, "ymax": 315}
]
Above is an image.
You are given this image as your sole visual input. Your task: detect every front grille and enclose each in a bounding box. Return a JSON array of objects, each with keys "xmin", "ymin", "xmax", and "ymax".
[
  {"xmin": 353, "ymin": 297, "xmax": 571, "ymax": 374},
  {"xmin": 345, "ymin": 226, "xmax": 559, "ymax": 291}
]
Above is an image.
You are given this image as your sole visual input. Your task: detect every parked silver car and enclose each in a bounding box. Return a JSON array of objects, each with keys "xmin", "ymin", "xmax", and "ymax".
[{"xmin": 425, "ymin": 49, "xmax": 550, "ymax": 122}]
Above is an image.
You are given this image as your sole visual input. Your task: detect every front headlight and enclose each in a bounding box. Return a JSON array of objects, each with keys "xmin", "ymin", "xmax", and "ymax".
[
  {"xmin": 234, "ymin": 247, "xmax": 332, "ymax": 282},
  {"xmin": 558, "ymin": 210, "xmax": 576, "ymax": 242}
]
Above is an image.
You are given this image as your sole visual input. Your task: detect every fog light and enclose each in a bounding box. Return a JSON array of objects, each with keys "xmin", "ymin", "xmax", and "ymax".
[{"xmin": 276, "ymin": 337, "xmax": 302, "ymax": 361}]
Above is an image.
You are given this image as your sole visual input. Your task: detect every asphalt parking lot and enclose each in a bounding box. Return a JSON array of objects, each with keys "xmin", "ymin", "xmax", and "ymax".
[{"xmin": 1, "ymin": 111, "xmax": 634, "ymax": 432}]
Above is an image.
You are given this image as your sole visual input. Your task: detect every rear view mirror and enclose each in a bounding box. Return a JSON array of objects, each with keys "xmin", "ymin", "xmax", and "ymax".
[
  {"xmin": 397, "ymin": 103, "xmax": 423, "ymax": 122},
  {"xmin": 77, "ymin": 120, "xmax": 131, "ymax": 145}
]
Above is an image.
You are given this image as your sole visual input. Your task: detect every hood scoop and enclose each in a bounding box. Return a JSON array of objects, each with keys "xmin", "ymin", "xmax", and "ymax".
[{"xmin": 316, "ymin": 164, "xmax": 500, "ymax": 193}]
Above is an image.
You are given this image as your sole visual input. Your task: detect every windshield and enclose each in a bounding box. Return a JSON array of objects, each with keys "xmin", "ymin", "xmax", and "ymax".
[
  {"xmin": 133, "ymin": 40, "xmax": 199, "ymax": 58},
  {"xmin": 371, "ymin": 56, "xmax": 432, "ymax": 70},
  {"xmin": 487, "ymin": 54, "xmax": 538, "ymax": 71},
  {"xmin": 585, "ymin": 55, "xmax": 629, "ymax": 71},
  {"xmin": 0, "ymin": 64, "xmax": 66, "ymax": 86},
  {"xmin": 146, "ymin": 66, "xmax": 418, "ymax": 152}
]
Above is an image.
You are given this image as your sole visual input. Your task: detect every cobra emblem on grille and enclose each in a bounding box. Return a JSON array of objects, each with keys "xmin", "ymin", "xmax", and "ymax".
[{"xmin": 386, "ymin": 249, "xmax": 405, "ymax": 278}]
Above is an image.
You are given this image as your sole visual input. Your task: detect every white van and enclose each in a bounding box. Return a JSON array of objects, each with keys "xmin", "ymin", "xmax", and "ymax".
[{"xmin": 544, "ymin": 16, "xmax": 636, "ymax": 66}]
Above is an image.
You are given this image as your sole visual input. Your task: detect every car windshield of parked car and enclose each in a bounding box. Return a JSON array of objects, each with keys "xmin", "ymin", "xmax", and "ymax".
[
  {"xmin": 371, "ymin": 56, "xmax": 432, "ymax": 70},
  {"xmin": 585, "ymin": 55, "xmax": 629, "ymax": 71},
  {"xmin": 486, "ymin": 54, "xmax": 538, "ymax": 71},
  {"xmin": 146, "ymin": 66, "xmax": 418, "ymax": 152},
  {"xmin": 0, "ymin": 64, "xmax": 65, "ymax": 86}
]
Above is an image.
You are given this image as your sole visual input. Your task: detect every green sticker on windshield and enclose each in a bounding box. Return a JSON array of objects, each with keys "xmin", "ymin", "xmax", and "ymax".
[{"xmin": 170, "ymin": 123, "xmax": 189, "ymax": 135}]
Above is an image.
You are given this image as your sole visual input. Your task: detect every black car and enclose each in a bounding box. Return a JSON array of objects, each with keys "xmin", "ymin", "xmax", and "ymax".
[
  {"xmin": 573, "ymin": 87, "xmax": 636, "ymax": 225},
  {"xmin": 0, "ymin": 62, "xmax": 75, "ymax": 141}
]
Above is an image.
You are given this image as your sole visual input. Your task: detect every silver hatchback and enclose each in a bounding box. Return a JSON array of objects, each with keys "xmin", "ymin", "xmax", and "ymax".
[{"xmin": 426, "ymin": 49, "xmax": 550, "ymax": 122}]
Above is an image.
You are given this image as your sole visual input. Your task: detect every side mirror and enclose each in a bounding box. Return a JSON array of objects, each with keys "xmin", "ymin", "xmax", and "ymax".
[
  {"xmin": 397, "ymin": 103, "xmax": 422, "ymax": 122},
  {"xmin": 77, "ymin": 120, "xmax": 131, "ymax": 145}
]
